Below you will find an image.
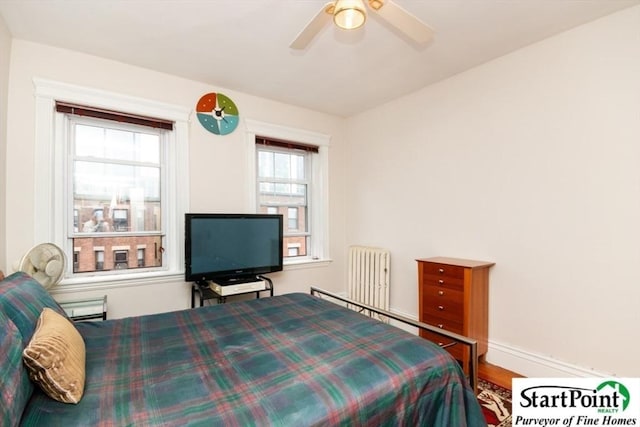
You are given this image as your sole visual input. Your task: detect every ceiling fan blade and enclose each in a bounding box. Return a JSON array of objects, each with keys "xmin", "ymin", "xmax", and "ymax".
[
  {"xmin": 290, "ymin": 2, "xmax": 335, "ymax": 50},
  {"xmin": 369, "ymin": 0, "xmax": 434, "ymax": 45}
]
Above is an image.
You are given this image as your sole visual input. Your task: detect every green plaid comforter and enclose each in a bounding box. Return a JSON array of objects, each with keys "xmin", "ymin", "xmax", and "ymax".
[{"xmin": 21, "ymin": 293, "xmax": 485, "ymax": 426}]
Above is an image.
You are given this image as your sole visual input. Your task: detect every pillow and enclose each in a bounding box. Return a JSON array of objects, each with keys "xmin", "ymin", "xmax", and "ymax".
[
  {"xmin": 0, "ymin": 311, "xmax": 35, "ymax": 427},
  {"xmin": 22, "ymin": 308, "xmax": 86, "ymax": 404},
  {"xmin": 0, "ymin": 272, "xmax": 68, "ymax": 342}
]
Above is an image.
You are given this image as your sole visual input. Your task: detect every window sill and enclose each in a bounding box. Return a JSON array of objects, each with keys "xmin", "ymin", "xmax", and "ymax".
[
  {"xmin": 52, "ymin": 271, "xmax": 185, "ymax": 294},
  {"xmin": 50, "ymin": 259, "xmax": 332, "ymax": 294},
  {"xmin": 283, "ymin": 258, "xmax": 333, "ymax": 271}
]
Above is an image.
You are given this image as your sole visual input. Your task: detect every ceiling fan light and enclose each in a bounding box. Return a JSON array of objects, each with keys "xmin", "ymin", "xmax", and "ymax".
[
  {"xmin": 368, "ymin": 0, "xmax": 384, "ymax": 11},
  {"xmin": 333, "ymin": 0, "xmax": 367, "ymax": 30}
]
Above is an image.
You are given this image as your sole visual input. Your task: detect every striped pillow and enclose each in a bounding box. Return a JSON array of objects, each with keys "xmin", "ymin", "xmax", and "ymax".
[{"xmin": 22, "ymin": 308, "xmax": 86, "ymax": 404}]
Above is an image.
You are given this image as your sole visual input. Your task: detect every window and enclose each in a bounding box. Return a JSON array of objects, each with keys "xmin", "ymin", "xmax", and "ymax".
[
  {"xmin": 257, "ymin": 143, "xmax": 311, "ymax": 259},
  {"xmin": 112, "ymin": 209, "xmax": 129, "ymax": 231},
  {"xmin": 95, "ymin": 250, "xmax": 104, "ymax": 271},
  {"xmin": 34, "ymin": 79, "xmax": 189, "ymax": 286},
  {"xmin": 69, "ymin": 115, "xmax": 164, "ymax": 274},
  {"xmin": 114, "ymin": 250, "xmax": 129, "ymax": 269},
  {"xmin": 288, "ymin": 245, "xmax": 300, "ymax": 257},
  {"xmin": 245, "ymin": 119, "xmax": 330, "ymax": 264},
  {"xmin": 137, "ymin": 248, "xmax": 146, "ymax": 267}
]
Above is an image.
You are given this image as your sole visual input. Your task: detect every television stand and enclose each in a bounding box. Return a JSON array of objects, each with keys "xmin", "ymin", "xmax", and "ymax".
[{"xmin": 191, "ymin": 276, "xmax": 273, "ymax": 307}]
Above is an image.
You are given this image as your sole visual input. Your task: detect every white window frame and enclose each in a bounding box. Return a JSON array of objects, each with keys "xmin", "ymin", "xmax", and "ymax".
[
  {"xmin": 245, "ymin": 119, "xmax": 330, "ymax": 267},
  {"xmin": 33, "ymin": 78, "xmax": 190, "ymax": 289}
]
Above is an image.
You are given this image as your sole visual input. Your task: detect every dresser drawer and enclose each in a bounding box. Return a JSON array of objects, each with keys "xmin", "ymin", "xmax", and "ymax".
[
  {"xmin": 422, "ymin": 274, "xmax": 463, "ymax": 291},
  {"xmin": 423, "ymin": 306, "xmax": 463, "ymax": 323},
  {"xmin": 420, "ymin": 330, "xmax": 464, "ymax": 360},
  {"xmin": 421, "ymin": 313, "xmax": 463, "ymax": 335},
  {"xmin": 421, "ymin": 262, "xmax": 464, "ymax": 290},
  {"xmin": 421, "ymin": 262, "xmax": 465, "ymax": 279},
  {"xmin": 421, "ymin": 285, "xmax": 463, "ymax": 322},
  {"xmin": 421, "ymin": 285, "xmax": 463, "ymax": 303}
]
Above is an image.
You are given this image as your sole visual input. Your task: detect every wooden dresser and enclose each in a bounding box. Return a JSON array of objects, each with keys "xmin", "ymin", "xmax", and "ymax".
[{"xmin": 417, "ymin": 257, "xmax": 494, "ymax": 366}]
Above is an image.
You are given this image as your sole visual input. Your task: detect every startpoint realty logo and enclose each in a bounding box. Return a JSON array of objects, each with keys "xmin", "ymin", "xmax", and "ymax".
[{"xmin": 513, "ymin": 378, "xmax": 640, "ymax": 426}]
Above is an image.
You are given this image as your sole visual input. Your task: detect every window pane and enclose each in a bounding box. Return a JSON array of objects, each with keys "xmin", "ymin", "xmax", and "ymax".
[
  {"xmin": 258, "ymin": 151, "xmax": 274, "ymax": 178},
  {"xmin": 291, "ymin": 154, "xmax": 305, "ymax": 179},
  {"xmin": 288, "ymin": 207, "xmax": 298, "ymax": 231},
  {"xmin": 138, "ymin": 133, "xmax": 160, "ymax": 164},
  {"xmin": 259, "ymin": 182, "xmax": 274, "ymax": 193},
  {"xmin": 72, "ymin": 236, "xmax": 162, "ymax": 273},
  {"xmin": 74, "ymin": 161, "xmax": 161, "ymax": 233},
  {"xmin": 74, "ymin": 161, "xmax": 160, "ymax": 199},
  {"xmin": 75, "ymin": 124, "xmax": 160, "ymax": 164},
  {"xmin": 104, "ymin": 128, "xmax": 134, "ymax": 160},
  {"xmin": 75, "ymin": 125, "xmax": 105, "ymax": 158},
  {"xmin": 275, "ymin": 183, "xmax": 290, "ymax": 194},
  {"xmin": 259, "ymin": 182, "xmax": 306, "ymax": 207},
  {"xmin": 274, "ymin": 152, "xmax": 290, "ymax": 179},
  {"xmin": 284, "ymin": 236, "xmax": 308, "ymax": 258}
]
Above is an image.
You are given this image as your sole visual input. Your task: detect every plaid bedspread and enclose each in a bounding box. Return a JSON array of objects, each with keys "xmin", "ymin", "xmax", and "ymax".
[{"xmin": 21, "ymin": 293, "xmax": 485, "ymax": 426}]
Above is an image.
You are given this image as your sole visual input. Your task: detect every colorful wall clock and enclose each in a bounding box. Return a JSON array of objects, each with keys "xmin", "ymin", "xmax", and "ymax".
[{"xmin": 196, "ymin": 92, "xmax": 239, "ymax": 135}]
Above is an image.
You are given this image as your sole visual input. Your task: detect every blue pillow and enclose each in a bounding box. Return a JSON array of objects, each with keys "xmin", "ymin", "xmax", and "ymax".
[
  {"xmin": 0, "ymin": 272, "xmax": 68, "ymax": 342},
  {"xmin": 0, "ymin": 310, "xmax": 35, "ymax": 426}
]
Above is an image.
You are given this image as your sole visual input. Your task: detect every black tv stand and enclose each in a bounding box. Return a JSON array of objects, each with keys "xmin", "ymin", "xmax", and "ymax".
[{"xmin": 191, "ymin": 275, "xmax": 273, "ymax": 307}]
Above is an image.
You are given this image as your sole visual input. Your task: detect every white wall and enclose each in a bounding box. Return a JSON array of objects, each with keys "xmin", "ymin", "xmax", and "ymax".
[
  {"xmin": 5, "ymin": 40, "xmax": 347, "ymax": 318},
  {"xmin": 345, "ymin": 5, "xmax": 640, "ymax": 377},
  {"xmin": 0, "ymin": 15, "xmax": 10, "ymax": 274}
]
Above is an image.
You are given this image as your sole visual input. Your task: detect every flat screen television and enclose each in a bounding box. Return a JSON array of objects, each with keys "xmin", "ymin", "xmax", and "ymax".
[{"xmin": 185, "ymin": 213, "xmax": 283, "ymax": 284}]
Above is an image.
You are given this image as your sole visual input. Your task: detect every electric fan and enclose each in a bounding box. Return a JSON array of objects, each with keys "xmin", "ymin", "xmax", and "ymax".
[{"xmin": 18, "ymin": 243, "xmax": 66, "ymax": 290}]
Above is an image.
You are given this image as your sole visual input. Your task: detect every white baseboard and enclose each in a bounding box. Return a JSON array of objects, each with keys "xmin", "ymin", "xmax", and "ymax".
[
  {"xmin": 387, "ymin": 307, "xmax": 611, "ymax": 378},
  {"xmin": 486, "ymin": 341, "xmax": 612, "ymax": 378},
  {"xmin": 346, "ymin": 302, "xmax": 610, "ymax": 379}
]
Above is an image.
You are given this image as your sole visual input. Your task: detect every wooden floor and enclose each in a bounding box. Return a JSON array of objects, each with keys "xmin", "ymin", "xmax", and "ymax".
[{"xmin": 478, "ymin": 360, "xmax": 524, "ymax": 390}]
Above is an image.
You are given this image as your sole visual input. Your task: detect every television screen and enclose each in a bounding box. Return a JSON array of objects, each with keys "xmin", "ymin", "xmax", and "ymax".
[{"xmin": 185, "ymin": 213, "xmax": 283, "ymax": 284}]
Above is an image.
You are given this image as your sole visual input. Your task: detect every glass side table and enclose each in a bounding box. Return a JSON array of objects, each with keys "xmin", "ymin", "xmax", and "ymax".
[{"xmin": 59, "ymin": 296, "xmax": 107, "ymax": 321}]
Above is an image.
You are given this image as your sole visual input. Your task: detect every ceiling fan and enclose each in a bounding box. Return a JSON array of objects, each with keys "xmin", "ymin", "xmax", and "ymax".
[{"xmin": 290, "ymin": 0, "xmax": 434, "ymax": 50}]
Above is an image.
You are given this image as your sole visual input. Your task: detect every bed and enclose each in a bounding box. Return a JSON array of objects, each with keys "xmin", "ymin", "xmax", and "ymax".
[{"xmin": 1, "ymin": 272, "xmax": 486, "ymax": 426}]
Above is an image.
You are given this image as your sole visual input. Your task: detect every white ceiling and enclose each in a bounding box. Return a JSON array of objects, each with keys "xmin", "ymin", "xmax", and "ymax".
[{"xmin": 0, "ymin": 0, "xmax": 638, "ymax": 117}]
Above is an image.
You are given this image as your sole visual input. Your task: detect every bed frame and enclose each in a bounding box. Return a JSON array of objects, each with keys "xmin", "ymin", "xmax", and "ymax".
[{"xmin": 310, "ymin": 286, "xmax": 479, "ymax": 392}]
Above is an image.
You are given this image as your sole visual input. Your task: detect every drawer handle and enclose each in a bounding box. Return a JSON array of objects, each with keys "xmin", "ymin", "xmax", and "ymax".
[
  {"xmin": 437, "ymin": 324, "xmax": 444, "ymax": 328},
  {"xmin": 438, "ymin": 290, "xmax": 444, "ymax": 296},
  {"xmin": 438, "ymin": 305, "xmax": 444, "ymax": 310},
  {"xmin": 438, "ymin": 279, "xmax": 444, "ymax": 285},
  {"xmin": 438, "ymin": 268, "xmax": 444, "ymax": 274}
]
